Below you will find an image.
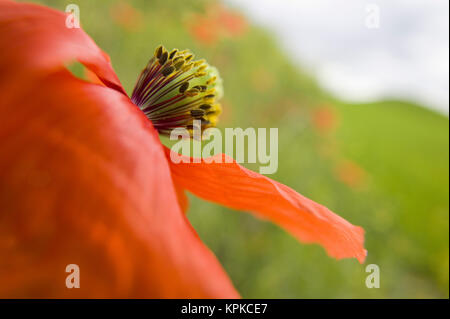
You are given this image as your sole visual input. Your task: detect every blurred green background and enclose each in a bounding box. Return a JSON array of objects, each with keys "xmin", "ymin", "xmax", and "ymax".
[{"xmin": 34, "ymin": 0, "xmax": 448, "ymax": 298}]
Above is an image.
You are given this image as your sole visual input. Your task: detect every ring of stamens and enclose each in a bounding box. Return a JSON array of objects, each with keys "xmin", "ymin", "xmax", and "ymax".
[{"xmin": 131, "ymin": 45, "xmax": 223, "ymax": 137}]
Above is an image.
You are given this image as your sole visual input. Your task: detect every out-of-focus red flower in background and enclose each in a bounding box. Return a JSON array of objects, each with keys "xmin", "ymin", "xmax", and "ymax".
[
  {"xmin": 110, "ymin": 1, "xmax": 143, "ymax": 32},
  {"xmin": 335, "ymin": 160, "xmax": 369, "ymax": 191},
  {"xmin": 188, "ymin": 16, "xmax": 221, "ymax": 45},
  {"xmin": 312, "ymin": 105, "xmax": 339, "ymax": 134},
  {"xmin": 187, "ymin": 3, "xmax": 248, "ymax": 45},
  {"xmin": 216, "ymin": 3, "xmax": 248, "ymax": 38},
  {"xmin": 0, "ymin": 0, "xmax": 366, "ymax": 298}
]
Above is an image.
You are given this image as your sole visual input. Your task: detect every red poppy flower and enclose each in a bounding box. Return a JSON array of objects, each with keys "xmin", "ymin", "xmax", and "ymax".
[{"xmin": 0, "ymin": 1, "xmax": 366, "ymax": 298}]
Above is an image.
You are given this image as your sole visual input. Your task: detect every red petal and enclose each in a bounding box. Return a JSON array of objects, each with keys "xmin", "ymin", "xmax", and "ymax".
[
  {"xmin": 0, "ymin": 0, "xmax": 125, "ymax": 94},
  {"xmin": 165, "ymin": 148, "xmax": 367, "ymax": 263},
  {"xmin": 174, "ymin": 182, "xmax": 190, "ymax": 214},
  {"xmin": 0, "ymin": 1, "xmax": 238, "ymax": 298}
]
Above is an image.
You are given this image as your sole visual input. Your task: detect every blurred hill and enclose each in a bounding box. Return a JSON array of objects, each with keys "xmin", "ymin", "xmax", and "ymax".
[{"xmin": 35, "ymin": 0, "xmax": 449, "ymax": 298}]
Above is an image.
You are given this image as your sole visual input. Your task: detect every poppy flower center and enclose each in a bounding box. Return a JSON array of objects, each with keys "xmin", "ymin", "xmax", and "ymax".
[{"xmin": 131, "ymin": 45, "xmax": 223, "ymax": 137}]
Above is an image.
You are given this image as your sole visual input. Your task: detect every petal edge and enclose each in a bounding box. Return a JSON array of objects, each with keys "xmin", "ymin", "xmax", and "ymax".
[{"xmin": 165, "ymin": 148, "xmax": 367, "ymax": 263}]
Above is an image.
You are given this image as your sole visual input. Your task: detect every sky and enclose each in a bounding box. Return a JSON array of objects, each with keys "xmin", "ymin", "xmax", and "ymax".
[{"xmin": 226, "ymin": 0, "xmax": 449, "ymax": 114}]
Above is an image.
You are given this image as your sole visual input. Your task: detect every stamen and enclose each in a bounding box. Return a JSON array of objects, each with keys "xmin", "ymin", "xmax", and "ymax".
[{"xmin": 131, "ymin": 45, "xmax": 223, "ymax": 137}]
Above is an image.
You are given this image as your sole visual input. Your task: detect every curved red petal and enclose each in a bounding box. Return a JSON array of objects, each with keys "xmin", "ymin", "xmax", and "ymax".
[
  {"xmin": 174, "ymin": 182, "xmax": 190, "ymax": 214},
  {"xmin": 165, "ymin": 148, "xmax": 367, "ymax": 263},
  {"xmin": 0, "ymin": 1, "xmax": 238, "ymax": 298},
  {"xmin": 0, "ymin": 0, "xmax": 125, "ymax": 94}
]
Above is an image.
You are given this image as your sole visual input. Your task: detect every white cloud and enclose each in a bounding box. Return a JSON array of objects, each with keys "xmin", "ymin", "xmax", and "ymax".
[{"xmin": 226, "ymin": 0, "xmax": 449, "ymax": 114}]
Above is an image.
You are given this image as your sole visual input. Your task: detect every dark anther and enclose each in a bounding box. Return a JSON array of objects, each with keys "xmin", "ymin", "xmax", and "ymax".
[
  {"xmin": 161, "ymin": 65, "xmax": 175, "ymax": 76},
  {"xmin": 179, "ymin": 82, "xmax": 190, "ymax": 93}
]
